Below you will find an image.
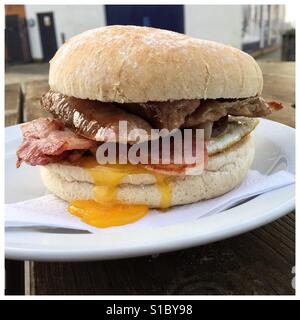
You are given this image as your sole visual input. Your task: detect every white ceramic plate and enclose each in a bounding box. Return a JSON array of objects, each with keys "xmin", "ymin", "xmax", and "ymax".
[{"xmin": 5, "ymin": 119, "xmax": 295, "ymax": 261}]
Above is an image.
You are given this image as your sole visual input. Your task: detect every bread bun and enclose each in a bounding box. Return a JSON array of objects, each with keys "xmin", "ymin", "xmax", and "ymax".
[
  {"xmin": 40, "ymin": 136, "xmax": 255, "ymax": 208},
  {"xmin": 49, "ymin": 25, "xmax": 263, "ymax": 103}
]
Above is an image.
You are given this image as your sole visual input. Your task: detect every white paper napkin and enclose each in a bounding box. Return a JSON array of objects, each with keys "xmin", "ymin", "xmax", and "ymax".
[{"xmin": 5, "ymin": 170, "xmax": 295, "ymax": 234}]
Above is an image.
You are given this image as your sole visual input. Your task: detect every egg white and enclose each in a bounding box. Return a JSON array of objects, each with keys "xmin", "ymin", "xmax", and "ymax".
[{"xmin": 207, "ymin": 116, "xmax": 259, "ymax": 156}]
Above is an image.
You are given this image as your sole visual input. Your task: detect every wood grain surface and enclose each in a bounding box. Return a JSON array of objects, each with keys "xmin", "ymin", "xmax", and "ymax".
[
  {"xmin": 5, "ymin": 62, "xmax": 295, "ymax": 295},
  {"xmin": 5, "ymin": 83, "xmax": 22, "ymax": 126},
  {"xmin": 28, "ymin": 213, "xmax": 295, "ymax": 295},
  {"xmin": 23, "ymin": 80, "xmax": 50, "ymax": 121},
  {"xmin": 259, "ymin": 62, "xmax": 295, "ymax": 128}
]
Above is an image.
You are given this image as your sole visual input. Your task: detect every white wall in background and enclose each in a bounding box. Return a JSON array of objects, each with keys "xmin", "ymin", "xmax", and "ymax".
[
  {"xmin": 25, "ymin": 5, "xmax": 251, "ymax": 59},
  {"xmin": 184, "ymin": 5, "xmax": 243, "ymax": 49},
  {"xmin": 25, "ymin": 5, "xmax": 106, "ymax": 59}
]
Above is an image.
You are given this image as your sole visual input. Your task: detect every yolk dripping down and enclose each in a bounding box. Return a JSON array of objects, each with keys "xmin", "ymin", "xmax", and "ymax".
[
  {"xmin": 68, "ymin": 200, "xmax": 149, "ymax": 228},
  {"xmin": 68, "ymin": 157, "xmax": 172, "ymax": 228}
]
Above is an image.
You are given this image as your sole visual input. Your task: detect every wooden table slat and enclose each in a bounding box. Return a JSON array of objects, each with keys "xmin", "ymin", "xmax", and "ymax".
[
  {"xmin": 5, "ymin": 83, "xmax": 22, "ymax": 126},
  {"xmin": 23, "ymin": 80, "xmax": 50, "ymax": 122},
  {"xmin": 30, "ymin": 214, "xmax": 295, "ymax": 295}
]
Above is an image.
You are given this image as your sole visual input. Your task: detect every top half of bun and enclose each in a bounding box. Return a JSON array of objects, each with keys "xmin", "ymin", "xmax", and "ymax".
[{"xmin": 49, "ymin": 25, "xmax": 263, "ymax": 103}]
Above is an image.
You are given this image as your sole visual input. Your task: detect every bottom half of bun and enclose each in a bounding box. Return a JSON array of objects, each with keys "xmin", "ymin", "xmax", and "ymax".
[{"xmin": 40, "ymin": 136, "xmax": 255, "ymax": 208}]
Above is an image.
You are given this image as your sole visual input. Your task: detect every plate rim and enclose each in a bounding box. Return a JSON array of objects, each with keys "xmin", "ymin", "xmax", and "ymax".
[{"xmin": 5, "ymin": 186, "xmax": 294, "ymax": 261}]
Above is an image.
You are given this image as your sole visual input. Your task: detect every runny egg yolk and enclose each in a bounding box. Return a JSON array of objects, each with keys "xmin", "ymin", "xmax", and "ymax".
[
  {"xmin": 68, "ymin": 158, "xmax": 172, "ymax": 228},
  {"xmin": 68, "ymin": 200, "xmax": 149, "ymax": 228}
]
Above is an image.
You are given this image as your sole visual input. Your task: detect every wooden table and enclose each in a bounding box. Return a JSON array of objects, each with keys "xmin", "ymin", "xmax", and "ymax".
[{"xmin": 5, "ymin": 62, "xmax": 295, "ymax": 295}]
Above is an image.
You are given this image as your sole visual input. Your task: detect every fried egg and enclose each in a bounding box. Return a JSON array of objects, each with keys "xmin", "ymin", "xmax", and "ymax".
[{"xmin": 207, "ymin": 116, "xmax": 259, "ymax": 156}]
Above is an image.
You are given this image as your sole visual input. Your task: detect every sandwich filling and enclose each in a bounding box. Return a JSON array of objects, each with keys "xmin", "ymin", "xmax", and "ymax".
[{"xmin": 17, "ymin": 90, "xmax": 281, "ymax": 168}]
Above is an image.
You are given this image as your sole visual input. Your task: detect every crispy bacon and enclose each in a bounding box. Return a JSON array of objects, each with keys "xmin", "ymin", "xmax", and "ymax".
[
  {"xmin": 267, "ymin": 100, "xmax": 284, "ymax": 110},
  {"xmin": 16, "ymin": 118, "xmax": 97, "ymax": 167},
  {"xmin": 21, "ymin": 117, "xmax": 64, "ymax": 139},
  {"xmin": 143, "ymin": 140, "xmax": 208, "ymax": 175}
]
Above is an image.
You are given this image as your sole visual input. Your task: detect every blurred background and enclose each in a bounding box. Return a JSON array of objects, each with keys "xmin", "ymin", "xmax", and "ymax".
[
  {"xmin": 4, "ymin": 4, "xmax": 295, "ymax": 127},
  {"xmin": 5, "ymin": 4, "xmax": 295, "ymax": 65}
]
